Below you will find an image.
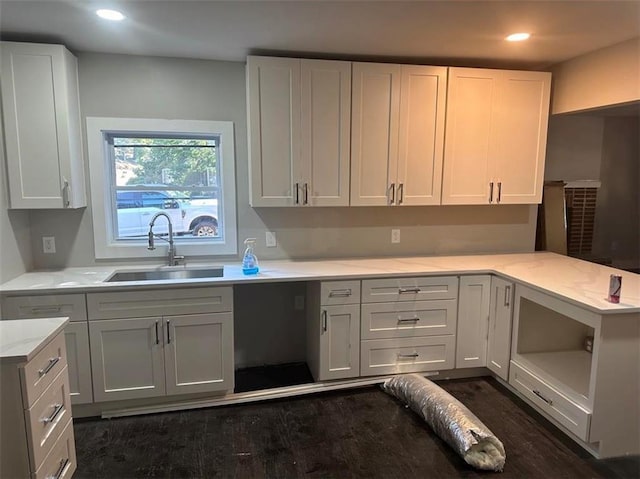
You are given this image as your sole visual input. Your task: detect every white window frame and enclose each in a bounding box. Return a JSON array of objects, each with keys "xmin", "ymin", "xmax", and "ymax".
[{"xmin": 87, "ymin": 117, "xmax": 237, "ymax": 259}]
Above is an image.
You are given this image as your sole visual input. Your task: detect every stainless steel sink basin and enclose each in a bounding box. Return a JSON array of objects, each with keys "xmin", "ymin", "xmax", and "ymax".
[{"xmin": 105, "ymin": 266, "xmax": 224, "ymax": 282}]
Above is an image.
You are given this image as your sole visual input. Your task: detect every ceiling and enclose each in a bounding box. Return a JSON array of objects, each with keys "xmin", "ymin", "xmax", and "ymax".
[{"xmin": 1, "ymin": 1, "xmax": 639, "ymax": 69}]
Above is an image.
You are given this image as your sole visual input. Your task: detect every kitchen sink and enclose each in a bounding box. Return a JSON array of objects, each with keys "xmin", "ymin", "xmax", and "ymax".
[{"xmin": 105, "ymin": 266, "xmax": 224, "ymax": 282}]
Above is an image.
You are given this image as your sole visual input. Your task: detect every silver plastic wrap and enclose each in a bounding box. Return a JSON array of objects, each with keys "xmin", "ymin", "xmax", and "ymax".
[{"xmin": 382, "ymin": 374, "xmax": 506, "ymax": 472}]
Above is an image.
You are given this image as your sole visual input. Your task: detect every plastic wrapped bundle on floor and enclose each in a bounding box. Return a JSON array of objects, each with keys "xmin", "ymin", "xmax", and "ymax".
[{"xmin": 382, "ymin": 374, "xmax": 506, "ymax": 472}]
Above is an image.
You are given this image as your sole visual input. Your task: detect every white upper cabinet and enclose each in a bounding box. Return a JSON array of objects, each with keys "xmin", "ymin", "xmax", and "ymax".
[
  {"xmin": 247, "ymin": 56, "xmax": 351, "ymax": 207},
  {"xmin": 442, "ymin": 67, "xmax": 551, "ymax": 205},
  {"xmin": 1, "ymin": 42, "xmax": 86, "ymax": 209},
  {"xmin": 351, "ymin": 63, "xmax": 447, "ymax": 206}
]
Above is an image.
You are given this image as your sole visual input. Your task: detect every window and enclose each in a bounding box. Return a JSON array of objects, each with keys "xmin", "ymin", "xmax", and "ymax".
[{"xmin": 87, "ymin": 118, "xmax": 237, "ymax": 259}]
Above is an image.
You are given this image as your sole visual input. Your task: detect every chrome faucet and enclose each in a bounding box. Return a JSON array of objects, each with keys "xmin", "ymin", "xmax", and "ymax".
[{"xmin": 148, "ymin": 212, "xmax": 185, "ymax": 266}]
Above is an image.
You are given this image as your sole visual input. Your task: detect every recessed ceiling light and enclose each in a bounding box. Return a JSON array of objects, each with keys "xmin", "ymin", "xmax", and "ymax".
[
  {"xmin": 506, "ymin": 32, "xmax": 531, "ymax": 42},
  {"xmin": 96, "ymin": 9, "xmax": 125, "ymax": 21}
]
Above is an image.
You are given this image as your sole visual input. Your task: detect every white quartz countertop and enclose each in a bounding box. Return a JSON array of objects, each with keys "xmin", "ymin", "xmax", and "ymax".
[
  {"xmin": 1, "ymin": 252, "xmax": 638, "ymax": 314},
  {"xmin": 0, "ymin": 317, "xmax": 68, "ymax": 364}
]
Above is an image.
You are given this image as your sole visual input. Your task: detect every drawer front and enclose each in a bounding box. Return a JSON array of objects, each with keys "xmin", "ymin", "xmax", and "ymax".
[
  {"xmin": 25, "ymin": 367, "xmax": 73, "ymax": 469},
  {"xmin": 360, "ymin": 336, "xmax": 455, "ymax": 376},
  {"xmin": 320, "ymin": 281, "xmax": 361, "ymax": 305},
  {"xmin": 509, "ymin": 361, "xmax": 591, "ymax": 441},
  {"xmin": 2, "ymin": 294, "xmax": 87, "ymax": 322},
  {"xmin": 33, "ymin": 419, "xmax": 76, "ymax": 479},
  {"xmin": 21, "ymin": 333, "xmax": 68, "ymax": 408},
  {"xmin": 361, "ymin": 300, "xmax": 457, "ymax": 339},
  {"xmin": 87, "ymin": 286, "xmax": 233, "ymax": 319},
  {"xmin": 361, "ymin": 276, "xmax": 458, "ymax": 303}
]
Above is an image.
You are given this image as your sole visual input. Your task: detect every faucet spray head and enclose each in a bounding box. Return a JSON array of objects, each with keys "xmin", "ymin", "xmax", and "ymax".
[{"xmin": 148, "ymin": 230, "xmax": 155, "ymax": 250}]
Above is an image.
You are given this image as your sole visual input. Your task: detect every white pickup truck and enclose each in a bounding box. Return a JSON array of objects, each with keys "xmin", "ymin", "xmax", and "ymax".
[{"xmin": 116, "ymin": 190, "xmax": 218, "ymax": 238}]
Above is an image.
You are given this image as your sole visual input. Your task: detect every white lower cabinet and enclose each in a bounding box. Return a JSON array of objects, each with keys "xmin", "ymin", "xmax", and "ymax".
[
  {"xmin": 487, "ymin": 276, "xmax": 514, "ymax": 380},
  {"xmin": 455, "ymin": 275, "xmax": 491, "ymax": 368},
  {"xmin": 87, "ymin": 287, "xmax": 234, "ymax": 402},
  {"xmin": 1, "ymin": 294, "xmax": 93, "ymax": 405},
  {"xmin": 307, "ymin": 281, "xmax": 361, "ymax": 381},
  {"xmin": 360, "ymin": 276, "xmax": 458, "ymax": 376}
]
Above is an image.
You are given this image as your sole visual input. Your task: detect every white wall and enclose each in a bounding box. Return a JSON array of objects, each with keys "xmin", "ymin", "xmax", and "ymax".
[
  {"xmin": 0, "ymin": 114, "xmax": 32, "ymax": 284},
  {"xmin": 26, "ymin": 52, "xmax": 538, "ymax": 269},
  {"xmin": 551, "ymin": 37, "xmax": 640, "ymax": 114},
  {"xmin": 593, "ymin": 116, "xmax": 639, "ymax": 270}
]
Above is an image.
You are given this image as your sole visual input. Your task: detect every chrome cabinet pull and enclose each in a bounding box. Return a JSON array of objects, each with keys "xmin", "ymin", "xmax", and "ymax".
[
  {"xmin": 397, "ymin": 317, "xmax": 420, "ymax": 323},
  {"xmin": 329, "ymin": 289, "xmax": 352, "ymax": 297},
  {"xmin": 398, "ymin": 287, "xmax": 421, "ymax": 294},
  {"xmin": 504, "ymin": 285, "xmax": 511, "ymax": 307},
  {"xmin": 62, "ymin": 178, "xmax": 70, "ymax": 208},
  {"xmin": 322, "ymin": 310, "xmax": 328, "ymax": 332},
  {"xmin": 497, "ymin": 182, "xmax": 502, "ymax": 203},
  {"xmin": 389, "ymin": 183, "xmax": 395, "ymax": 205},
  {"xmin": 47, "ymin": 457, "xmax": 69, "ymax": 479},
  {"xmin": 398, "ymin": 183, "xmax": 404, "ymax": 204},
  {"xmin": 489, "ymin": 182, "xmax": 494, "ymax": 203},
  {"xmin": 303, "ymin": 183, "xmax": 309, "ymax": 205},
  {"xmin": 397, "ymin": 353, "xmax": 419, "ymax": 359},
  {"xmin": 294, "ymin": 183, "xmax": 299, "ymax": 205},
  {"xmin": 31, "ymin": 306, "xmax": 62, "ymax": 314},
  {"xmin": 41, "ymin": 403, "xmax": 64, "ymax": 424},
  {"xmin": 155, "ymin": 321, "xmax": 159, "ymax": 345},
  {"xmin": 38, "ymin": 357, "xmax": 60, "ymax": 377},
  {"xmin": 166, "ymin": 320, "xmax": 171, "ymax": 344},
  {"xmin": 532, "ymin": 389, "xmax": 553, "ymax": 406}
]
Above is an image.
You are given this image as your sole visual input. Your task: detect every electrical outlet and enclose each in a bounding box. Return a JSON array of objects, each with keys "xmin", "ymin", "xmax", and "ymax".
[
  {"xmin": 266, "ymin": 231, "xmax": 277, "ymax": 248},
  {"xmin": 42, "ymin": 236, "xmax": 56, "ymax": 254},
  {"xmin": 391, "ymin": 229, "xmax": 401, "ymax": 244},
  {"xmin": 294, "ymin": 295, "xmax": 305, "ymax": 310}
]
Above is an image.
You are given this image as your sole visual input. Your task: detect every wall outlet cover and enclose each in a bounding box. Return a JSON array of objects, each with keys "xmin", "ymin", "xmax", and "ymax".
[
  {"xmin": 391, "ymin": 229, "xmax": 401, "ymax": 244},
  {"xmin": 42, "ymin": 236, "xmax": 56, "ymax": 254},
  {"xmin": 266, "ymin": 231, "xmax": 277, "ymax": 248}
]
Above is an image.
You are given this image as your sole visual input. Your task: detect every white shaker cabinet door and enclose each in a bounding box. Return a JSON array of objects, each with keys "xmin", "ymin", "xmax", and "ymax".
[
  {"xmin": 396, "ymin": 65, "xmax": 447, "ymax": 206},
  {"xmin": 487, "ymin": 276, "xmax": 514, "ymax": 380},
  {"xmin": 493, "ymin": 70, "xmax": 551, "ymax": 204},
  {"xmin": 64, "ymin": 322, "xmax": 93, "ymax": 405},
  {"xmin": 1, "ymin": 41, "xmax": 85, "ymax": 209},
  {"xmin": 455, "ymin": 275, "xmax": 491, "ymax": 368},
  {"xmin": 301, "ymin": 59, "xmax": 352, "ymax": 206},
  {"xmin": 350, "ymin": 62, "xmax": 401, "ymax": 206},
  {"xmin": 318, "ymin": 304, "xmax": 361, "ymax": 381},
  {"xmin": 247, "ymin": 56, "xmax": 301, "ymax": 206},
  {"xmin": 89, "ymin": 318, "xmax": 166, "ymax": 402},
  {"xmin": 163, "ymin": 313, "xmax": 234, "ymax": 396}
]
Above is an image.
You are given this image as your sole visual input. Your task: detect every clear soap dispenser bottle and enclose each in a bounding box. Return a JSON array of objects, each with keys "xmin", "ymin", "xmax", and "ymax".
[{"xmin": 242, "ymin": 238, "xmax": 259, "ymax": 275}]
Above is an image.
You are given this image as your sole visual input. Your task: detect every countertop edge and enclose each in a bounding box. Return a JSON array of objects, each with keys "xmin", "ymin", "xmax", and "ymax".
[{"xmin": 0, "ymin": 317, "xmax": 69, "ymax": 364}]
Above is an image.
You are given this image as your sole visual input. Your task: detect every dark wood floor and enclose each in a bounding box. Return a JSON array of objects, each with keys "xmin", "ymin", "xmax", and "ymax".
[{"xmin": 73, "ymin": 377, "xmax": 640, "ymax": 478}]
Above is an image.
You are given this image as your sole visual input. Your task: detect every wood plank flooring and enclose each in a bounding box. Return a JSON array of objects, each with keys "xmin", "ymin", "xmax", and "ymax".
[{"xmin": 73, "ymin": 377, "xmax": 640, "ymax": 478}]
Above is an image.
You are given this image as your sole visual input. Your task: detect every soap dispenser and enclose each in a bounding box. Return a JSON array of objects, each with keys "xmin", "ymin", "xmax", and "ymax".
[{"xmin": 242, "ymin": 238, "xmax": 259, "ymax": 275}]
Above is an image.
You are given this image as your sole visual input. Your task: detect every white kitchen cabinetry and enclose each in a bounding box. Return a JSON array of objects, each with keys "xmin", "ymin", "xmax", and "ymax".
[
  {"xmin": 306, "ymin": 281, "xmax": 361, "ymax": 381},
  {"xmin": 510, "ymin": 285, "xmax": 640, "ymax": 458},
  {"xmin": 87, "ymin": 287, "xmax": 234, "ymax": 402},
  {"xmin": 351, "ymin": 63, "xmax": 447, "ymax": 206},
  {"xmin": 0, "ymin": 42, "xmax": 85, "ymax": 209},
  {"xmin": 247, "ymin": 56, "xmax": 351, "ymax": 206},
  {"xmin": 455, "ymin": 275, "xmax": 491, "ymax": 369},
  {"xmin": 1, "ymin": 331, "xmax": 76, "ymax": 479},
  {"xmin": 442, "ymin": 67, "xmax": 551, "ymax": 205},
  {"xmin": 1, "ymin": 294, "xmax": 93, "ymax": 404},
  {"xmin": 487, "ymin": 276, "xmax": 514, "ymax": 381},
  {"xmin": 360, "ymin": 276, "xmax": 458, "ymax": 376}
]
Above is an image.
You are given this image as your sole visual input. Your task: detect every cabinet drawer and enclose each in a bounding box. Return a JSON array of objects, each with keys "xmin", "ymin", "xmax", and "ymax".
[
  {"xmin": 509, "ymin": 361, "xmax": 591, "ymax": 441},
  {"xmin": 321, "ymin": 281, "xmax": 360, "ymax": 305},
  {"xmin": 33, "ymin": 418, "xmax": 76, "ymax": 479},
  {"xmin": 21, "ymin": 333, "xmax": 67, "ymax": 408},
  {"xmin": 361, "ymin": 276, "xmax": 458, "ymax": 303},
  {"xmin": 2, "ymin": 294, "xmax": 87, "ymax": 322},
  {"xmin": 360, "ymin": 336, "xmax": 455, "ymax": 376},
  {"xmin": 87, "ymin": 286, "xmax": 233, "ymax": 319},
  {"xmin": 361, "ymin": 300, "xmax": 457, "ymax": 339},
  {"xmin": 25, "ymin": 367, "xmax": 72, "ymax": 469}
]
